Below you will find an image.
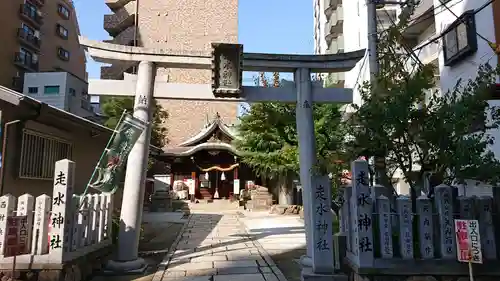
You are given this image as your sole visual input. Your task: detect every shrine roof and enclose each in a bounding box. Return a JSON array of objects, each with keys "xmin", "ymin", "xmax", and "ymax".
[
  {"xmin": 178, "ymin": 112, "xmax": 238, "ymax": 147},
  {"xmin": 162, "ymin": 142, "xmax": 240, "ymax": 157}
]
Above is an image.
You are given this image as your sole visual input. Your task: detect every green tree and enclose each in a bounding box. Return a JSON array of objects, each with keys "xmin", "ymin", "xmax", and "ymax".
[
  {"xmin": 234, "ymin": 72, "xmax": 349, "ymax": 204},
  {"xmin": 100, "ymin": 97, "xmax": 169, "ymax": 166},
  {"xmin": 346, "ymin": 5, "xmax": 500, "ymax": 194}
]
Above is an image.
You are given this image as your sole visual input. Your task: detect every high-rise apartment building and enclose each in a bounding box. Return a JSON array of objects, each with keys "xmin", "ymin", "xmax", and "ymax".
[
  {"xmin": 0, "ymin": 0, "xmax": 87, "ymax": 92},
  {"xmin": 101, "ymin": 0, "xmax": 239, "ymax": 147},
  {"xmin": 314, "ymin": 0, "xmax": 398, "ymax": 104}
]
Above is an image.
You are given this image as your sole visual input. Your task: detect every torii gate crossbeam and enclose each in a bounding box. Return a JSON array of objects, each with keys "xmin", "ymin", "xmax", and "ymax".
[{"xmin": 80, "ymin": 37, "xmax": 365, "ymax": 280}]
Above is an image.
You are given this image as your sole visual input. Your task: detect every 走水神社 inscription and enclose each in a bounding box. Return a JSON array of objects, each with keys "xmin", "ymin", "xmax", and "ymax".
[{"xmin": 211, "ymin": 43, "xmax": 243, "ymax": 98}]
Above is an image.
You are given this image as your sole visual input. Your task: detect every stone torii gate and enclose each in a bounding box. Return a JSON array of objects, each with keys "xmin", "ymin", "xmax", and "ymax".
[{"xmin": 80, "ymin": 37, "xmax": 364, "ymax": 280}]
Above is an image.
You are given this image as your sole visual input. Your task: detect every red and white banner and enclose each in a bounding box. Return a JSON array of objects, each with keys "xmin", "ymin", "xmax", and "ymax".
[{"xmin": 455, "ymin": 219, "xmax": 483, "ymax": 264}]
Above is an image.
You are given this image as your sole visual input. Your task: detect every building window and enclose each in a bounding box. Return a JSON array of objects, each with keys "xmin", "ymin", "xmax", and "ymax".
[
  {"xmin": 19, "ymin": 129, "xmax": 72, "ymax": 180},
  {"xmin": 23, "ymin": 3, "xmax": 37, "ymax": 19},
  {"xmin": 19, "ymin": 47, "xmax": 33, "ymax": 64},
  {"xmin": 22, "ymin": 23, "xmax": 35, "ymax": 37},
  {"xmin": 442, "ymin": 10, "xmax": 477, "ymax": 67},
  {"xmin": 28, "ymin": 87, "xmax": 38, "ymax": 94},
  {"xmin": 44, "ymin": 85, "xmax": 60, "ymax": 94},
  {"xmin": 57, "ymin": 4, "xmax": 70, "ymax": 19},
  {"xmin": 56, "ymin": 24, "xmax": 68, "ymax": 39},
  {"xmin": 69, "ymin": 88, "xmax": 76, "ymax": 96},
  {"xmin": 57, "ymin": 47, "xmax": 70, "ymax": 61}
]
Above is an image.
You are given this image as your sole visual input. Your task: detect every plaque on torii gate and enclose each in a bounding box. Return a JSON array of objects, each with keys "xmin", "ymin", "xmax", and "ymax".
[
  {"xmin": 80, "ymin": 36, "xmax": 364, "ymax": 279},
  {"xmin": 211, "ymin": 43, "xmax": 243, "ymax": 98}
]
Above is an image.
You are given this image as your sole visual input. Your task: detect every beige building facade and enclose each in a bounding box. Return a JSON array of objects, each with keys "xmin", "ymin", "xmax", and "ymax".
[{"xmin": 102, "ymin": 0, "xmax": 239, "ymax": 146}]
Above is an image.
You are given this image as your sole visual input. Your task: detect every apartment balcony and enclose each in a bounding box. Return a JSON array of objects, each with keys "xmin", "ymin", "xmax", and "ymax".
[
  {"xmin": 402, "ymin": 0, "xmax": 434, "ymax": 39},
  {"xmin": 324, "ymin": 6, "xmax": 344, "ymax": 44},
  {"xmin": 327, "ymin": 34, "xmax": 344, "ymax": 54},
  {"xmin": 19, "ymin": 4, "xmax": 43, "ymax": 27},
  {"xmin": 17, "ymin": 28, "xmax": 41, "ymax": 51},
  {"xmin": 413, "ymin": 37, "xmax": 438, "ymax": 65},
  {"xmin": 105, "ymin": 0, "xmax": 134, "ymax": 12},
  {"xmin": 30, "ymin": 0, "xmax": 45, "ymax": 7},
  {"xmin": 100, "ymin": 61, "xmax": 137, "ymax": 80},
  {"xmin": 404, "ymin": 37, "xmax": 438, "ymax": 71},
  {"xmin": 324, "ymin": 0, "xmax": 342, "ymax": 19},
  {"xmin": 14, "ymin": 53, "xmax": 39, "ymax": 72},
  {"xmin": 103, "ymin": 0, "xmax": 136, "ymax": 37},
  {"xmin": 103, "ymin": 25, "xmax": 136, "ymax": 45}
]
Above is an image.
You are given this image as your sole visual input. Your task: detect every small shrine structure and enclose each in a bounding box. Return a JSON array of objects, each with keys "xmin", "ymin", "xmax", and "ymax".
[{"xmin": 159, "ymin": 113, "xmax": 256, "ymax": 200}]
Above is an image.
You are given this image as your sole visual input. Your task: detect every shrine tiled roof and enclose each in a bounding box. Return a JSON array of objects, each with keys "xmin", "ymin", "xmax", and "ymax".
[
  {"xmin": 178, "ymin": 112, "xmax": 239, "ymax": 147},
  {"xmin": 162, "ymin": 142, "xmax": 240, "ymax": 157}
]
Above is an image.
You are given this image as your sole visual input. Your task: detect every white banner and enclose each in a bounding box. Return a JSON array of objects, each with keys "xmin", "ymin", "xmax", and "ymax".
[{"xmin": 233, "ymin": 179, "xmax": 240, "ymax": 195}]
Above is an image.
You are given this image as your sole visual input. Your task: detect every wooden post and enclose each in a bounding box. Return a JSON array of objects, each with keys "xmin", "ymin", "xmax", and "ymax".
[
  {"xmin": 169, "ymin": 173, "xmax": 174, "ymax": 191},
  {"xmin": 191, "ymin": 171, "xmax": 197, "ymax": 202}
]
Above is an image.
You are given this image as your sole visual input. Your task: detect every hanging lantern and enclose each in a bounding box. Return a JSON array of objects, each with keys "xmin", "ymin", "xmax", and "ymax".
[
  {"xmin": 205, "ymin": 172, "xmax": 209, "ymax": 180},
  {"xmin": 221, "ymin": 172, "xmax": 226, "ymax": 181}
]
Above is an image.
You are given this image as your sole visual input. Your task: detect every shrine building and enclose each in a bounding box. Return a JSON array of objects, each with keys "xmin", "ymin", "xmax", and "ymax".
[{"xmin": 158, "ymin": 113, "xmax": 256, "ymax": 200}]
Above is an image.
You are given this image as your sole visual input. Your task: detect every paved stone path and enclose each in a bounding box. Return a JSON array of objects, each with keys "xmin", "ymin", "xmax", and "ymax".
[{"xmin": 152, "ymin": 204, "xmax": 288, "ymax": 281}]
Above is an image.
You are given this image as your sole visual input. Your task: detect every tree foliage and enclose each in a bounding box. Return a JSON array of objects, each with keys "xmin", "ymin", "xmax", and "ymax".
[
  {"xmin": 346, "ymin": 6, "xmax": 500, "ymax": 191},
  {"xmin": 234, "ymin": 73, "xmax": 349, "ymax": 184},
  {"xmin": 100, "ymin": 97, "xmax": 169, "ymax": 168}
]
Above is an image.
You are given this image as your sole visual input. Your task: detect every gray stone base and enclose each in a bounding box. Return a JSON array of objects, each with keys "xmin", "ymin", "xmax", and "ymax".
[
  {"xmin": 103, "ymin": 258, "xmax": 148, "ymax": 274},
  {"xmin": 301, "ymin": 267, "xmax": 348, "ymax": 281}
]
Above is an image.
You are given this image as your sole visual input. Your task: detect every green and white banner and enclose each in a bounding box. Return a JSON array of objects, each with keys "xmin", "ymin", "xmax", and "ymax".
[{"xmin": 88, "ymin": 112, "xmax": 148, "ymax": 194}]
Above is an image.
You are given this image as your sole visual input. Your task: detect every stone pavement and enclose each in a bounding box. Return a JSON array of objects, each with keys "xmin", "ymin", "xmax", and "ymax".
[
  {"xmin": 239, "ymin": 211, "xmax": 306, "ymax": 281},
  {"xmin": 152, "ymin": 202, "xmax": 288, "ymax": 281},
  {"xmin": 240, "ymin": 211, "xmax": 306, "ymax": 256}
]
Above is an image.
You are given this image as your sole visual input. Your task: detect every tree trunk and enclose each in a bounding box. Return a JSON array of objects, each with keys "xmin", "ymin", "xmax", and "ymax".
[{"xmin": 278, "ymin": 175, "xmax": 293, "ymax": 205}]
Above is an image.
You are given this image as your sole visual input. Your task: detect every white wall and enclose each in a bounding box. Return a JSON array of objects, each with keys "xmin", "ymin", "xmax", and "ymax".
[
  {"xmin": 23, "ymin": 72, "xmax": 94, "ymax": 118},
  {"xmin": 433, "ymin": 0, "xmax": 500, "ymax": 160},
  {"xmin": 434, "ymin": 0, "xmax": 497, "ymax": 93},
  {"xmin": 23, "ymin": 72, "xmax": 67, "ymax": 110}
]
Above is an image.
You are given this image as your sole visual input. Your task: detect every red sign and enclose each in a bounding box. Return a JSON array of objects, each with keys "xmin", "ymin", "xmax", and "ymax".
[
  {"xmin": 455, "ymin": 219, "xmax": 470, "ymax": 262},
  {"xmin": 454, "ymin": 219, "xmax": 483, "ymax": 264},
  {"xmin": 4, "ymin": 216, "xmax": 28, "ymax": 257}
]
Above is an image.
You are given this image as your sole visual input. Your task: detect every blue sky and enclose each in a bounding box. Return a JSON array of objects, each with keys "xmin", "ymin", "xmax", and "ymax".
[{"xmin": 74, "ymin": 0, "xmax": 314, "ymax": 80}]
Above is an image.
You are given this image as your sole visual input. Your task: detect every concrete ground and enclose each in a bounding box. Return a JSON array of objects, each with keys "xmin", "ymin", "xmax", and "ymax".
[
  {"xmin": 151, "ymin": 200, "xmax": 292, "ymax": 281},
  {"xmin": 239, "ymin": 211, "xmax": 306, "ymax": 281}
]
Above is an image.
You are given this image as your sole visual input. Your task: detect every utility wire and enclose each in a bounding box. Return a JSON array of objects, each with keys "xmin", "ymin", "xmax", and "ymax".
[
  {"xmin": 440, "ymin": 0, "xmax": 492, "ymax": 46},
  {"xmin": 376, "ymin": 0, "xmax": 465, "ymax": 35},
  {"xmin": 381, "ymin": 8, "xmax": 424, "ymax": 68},
  {"xmin": 414, "ymin": 0, "xmax": 498, "ymax": 53},
  {"xmin": 353, "ymin": 51, "xmax": 368, "ymax": 90}
]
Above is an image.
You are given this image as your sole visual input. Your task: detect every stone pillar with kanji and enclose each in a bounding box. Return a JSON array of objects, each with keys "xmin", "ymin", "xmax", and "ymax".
[{"xmin": 48, "ymin": 159, "xmax": 75, "ymax": 263}]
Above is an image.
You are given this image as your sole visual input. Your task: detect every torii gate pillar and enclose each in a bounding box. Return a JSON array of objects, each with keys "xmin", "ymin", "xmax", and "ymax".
[{"xmin": 106, "ymin": 61, "xmax": 156, "ymax": 272}]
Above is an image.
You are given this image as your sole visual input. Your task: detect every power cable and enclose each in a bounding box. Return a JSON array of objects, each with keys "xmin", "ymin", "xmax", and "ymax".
[
  {"xmin": 380, "ymin": 8, "xmax": 424, "ymax": 68},
  {"xmin": 376, "ymin": 0, "xmax": 465, "ymax": 35},
  {"xmin": 440, "ymin": 0, "xmax": 492, "ymax": 46},
  {"xmin": 353, "ymin": 51, "xmax": 368, "ymax": 90},
  {"xmin": 414, "ymin": 0, "xmax": 498, "ymax": 53}
]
